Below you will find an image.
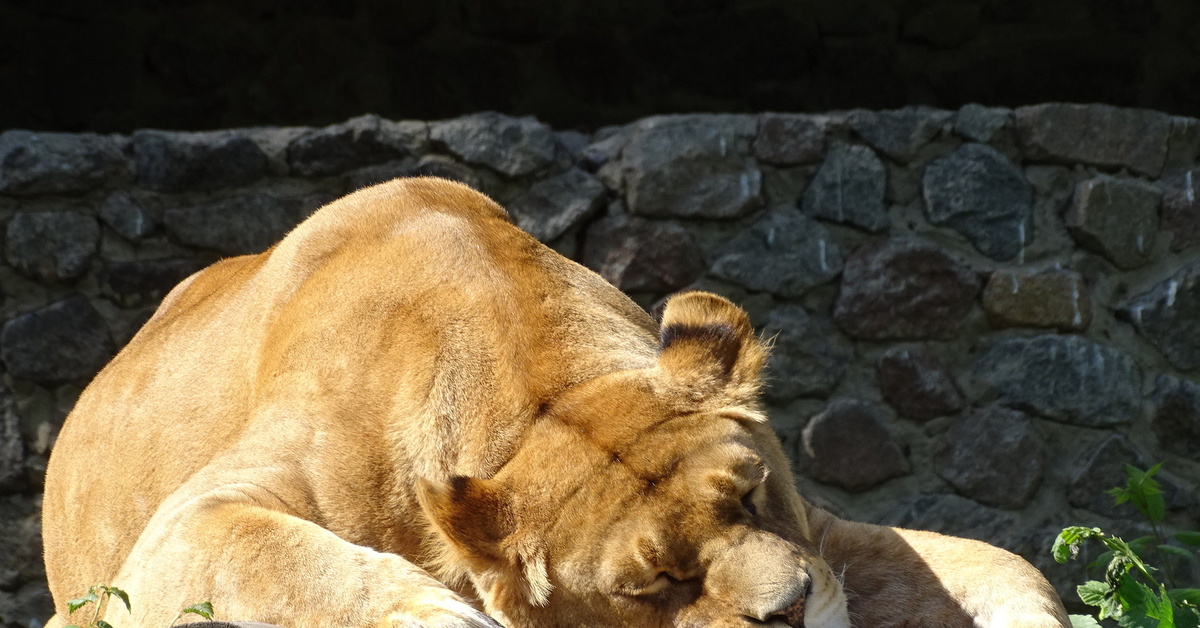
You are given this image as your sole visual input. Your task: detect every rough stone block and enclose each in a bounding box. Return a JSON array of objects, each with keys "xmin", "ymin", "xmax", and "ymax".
[
  {"xmin": 922, "ymin": 143, "xmax": 1033, "ymax": 261},
  {"xmin": 1068, "ymin": 435, "xmax": 1191, "ymax": 518},
  {"xmin": 760, "ymin": 305, "xmax": 853, "ymax": 402},
  {"xmin": 848, "ymin": 106, "xmax": 952, "ymax": 163},
  {"xmin": 1150, "ymin": 374, "xmax": 1200, "ymax": 459},
  {"xmin": 709, "ymin": 208, "xmax": 843, "ymax": 297},
  {"xmin": 971, "ymin": 335, "xmax": 1142, "ymax": 427},
  {"xmin": 877, "ymin": 347, "xmax": 965, "ymax": 421},
  {"xmin": 508, "ymin": 168, "xmax": 606, "ymax": 242},
  {"xmin": 1161, "ymin": 168, "xmax": 1200, "ymax": 251},
  {"xmin": 430, "ymin": 112, "xmax": 557, "ymax": 177},
  {"xmin": 833, "ymin": 237, "xmax": 980, "ymax": 340},
  {"xmin": 581, "ymin": 214, "xmax": 705, "ymax": 294},
  {"xmin": 1065, "ymin": 176, "xmax": 1160, "ymax": 270},
  {"xmin": 287, "ymin": 114, "xmax": 412, "ymax": 178},
  {"xmin": 5, "ymin": 211, "xmax": 100, "ymax": 283},
  {"xmin": 621, "ymin": 115, "xmax": 763, "ymax": 218},
  {"xmin": 99, "ymin": 190, "xmax": 155, "ymax": 241},
  {"xmin": 0, "ymin": 385, "xmax": 22, "ymax": 494},
  {"xmin": 1124, "ymin": 262, "xmax": 1200, "ymax": 370},
  {"xmin": 982, "ymin": 267, "xmax": 1091, "ymax": 331},
  {"xmin": 0, "ymin": 130, "xmax": 128, "ymax": 196},
  {"xmin": 102, "ymin": 258, "xmax": 210, "ymax": 304},
  {"xmin": 753, "ymin": 113, "xmax": 825, "ymax": 165},
  {"xmin": 134, "ymin": 129, "xmax": 268, "ymax": 192},
  {"xmin": 1014, "ymin": 103, "xmax": 1171, "ymax": 177},
  {"xmin": 801, "ymin": 143, "xmax": 889, "ymax": 232},
  {"xmin": 799, "ymin": 398, "xmax": 910, "ymax": 492},
  {"xmin": 933, "ymin": 406, "xmax": 1045, "ymax": 509},
  {"xmin": 0, "ymin": 296, "xmax": 116, "ymax": 385},
  {"xmin": 163, "ymin": 194, "xmax": 323, "ymax": 256},
  {"xmin": 954, "ymin": 104, "xmax": 1011, "ymax": 144}
]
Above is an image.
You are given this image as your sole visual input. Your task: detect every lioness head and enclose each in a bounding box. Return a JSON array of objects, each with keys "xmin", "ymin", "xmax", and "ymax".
[{"xmin": 419, "ymin": 292, "xmax": 850, "ymax": 627}]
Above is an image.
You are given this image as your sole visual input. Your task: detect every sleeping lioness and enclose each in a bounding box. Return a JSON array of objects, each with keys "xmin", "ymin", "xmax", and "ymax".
[{"xmin": 42, "ymin": 177, "xmax": 1068, "ymax": 628}]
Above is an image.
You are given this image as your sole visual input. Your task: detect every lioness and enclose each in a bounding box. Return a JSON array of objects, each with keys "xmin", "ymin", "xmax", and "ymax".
[{"xmin": 43, "ymin": 177, "xmax": 1068, "ymax": 628}]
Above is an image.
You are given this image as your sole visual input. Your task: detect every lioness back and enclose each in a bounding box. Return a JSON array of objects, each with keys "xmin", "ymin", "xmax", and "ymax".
[{"xmin": 42, "ymin": 177, "xmax": 657, "ymax": 616}]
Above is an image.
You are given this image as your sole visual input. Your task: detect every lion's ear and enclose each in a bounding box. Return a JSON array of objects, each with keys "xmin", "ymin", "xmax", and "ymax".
[
  {"xmin": 656, "ymin": 291, "xmax": 767, "ymax": 403},
  {"xmin": 417, "ymin": 476, "xmax": 513, "ymax": 564}
]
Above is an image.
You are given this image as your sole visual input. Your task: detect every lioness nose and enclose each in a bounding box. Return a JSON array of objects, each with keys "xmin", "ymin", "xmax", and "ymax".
[
  {"xmin": 748, "ymin": 590, "xmax": 806, "ymax": 628},
  {"xmin": 746, "ymin": 576, "xmax": 809, "ymax": 628},
  {"xmin": 765, "ymin": 593, "xmax": 805, "ymax": 627}
]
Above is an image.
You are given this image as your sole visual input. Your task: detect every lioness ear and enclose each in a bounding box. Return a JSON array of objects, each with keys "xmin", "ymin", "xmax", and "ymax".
[
  {"xmin": 657, "ymin": 291, "xmax": 767, "ymax": 403},
  {"xmin": 417, "ymin": 476, "xmax": 513, "ymax": 564}
]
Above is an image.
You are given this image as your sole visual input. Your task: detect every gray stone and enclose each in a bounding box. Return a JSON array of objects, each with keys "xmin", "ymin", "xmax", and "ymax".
[
  {"xmin": 848, "ymin": 106, "xmax": 953, "ymax": 163},
  {"xmin": 581, "ymin": 214, "xmax": 705, "ymax": 294},
  {"xmin": 430, "ymin": 112, "xmax": 557, "ymax": 177},
  {"xmin": 508, "ymin": 168, "xmax": 607, "ymax": 242},
  {"xmin": 579, "ymin": 130, "xmax": 628, "ymax": 172},
  {"xmin": 922, "ymin": 143, "xmax": 1034, "ymax": 261},
  {"xmin": 1124, "ymin": 262, "xmax": 1200, "ymax": 370},
  {"xmin": 833, "ymin": 237, "xmax": 980, "ymax": 340},
  {"xmin": 709, "ymin": 208, "xmax": 843, "ymax": 297},
  {"xmin": 133, "ymin": 129, "xmax": 268, "ymax": 192},
  {"xmin": 1161, "ymin": 168, "xmax": 1200, "ymax": 251},
  {"xmin": 1065, "ymin": 176, "xmax": 1160, "ymax": 270},
  {"xmin": 970, "ymin": 335, "xmax": 1142, "ymax": 427},
  {"xmin": 876, "ymin": 493, "xmax": 1025, "ymax": 543},
  {"xmin": 799, "ymin": 398, "xmax": 910, "ymax": 492},
  {"xmin": 287, "ymin": 114, "xmax": 411, "ymax": 178},
  {"xmin": 753, "ymin": 113, "xmax": 825, "ymax": 165},
  {"xmin": 0, "ymin": 130, "xmax": 128, "ymax": 196},
  {"xmin": 1165, "ymin": 116, "xmax": 1200, "ymax": 176},
  {"xmin": 761, "ymin": 305, "xmax": 853, "ymax": 402},
  {"xmin": 408, "ymin": 155, "xmax": 488, "ymax": 192},
  {"xmin": 622, "ymin": 115, "xmax": 763, "ymax": 219},
  {"xmin": 933, "ymin": 406, "xmax": 1045, "ymax": 509},
  {"xmin": 982, "ymin": 267, "xmax": 1091, "ymax": 331},
  {"xmin": 164, "ymin": 195, "xmax": 323, "ymax": 256},
  {"xmin": 0, "ymin": 296, "xmax": 115, "ymax": 385},
  {"xmin": 955, "ymin": 104, "xmax": 1012, "ymax": 144},
  {"xmin": 99, "ymin": 190, "xmax": 155, "ymax": 241},
  {"xmin": 1014, "ymin": 103, "xmax": 1171, "ymax": 177},
  {"xmin": 876, "ymin": 347, "xmax": 965, "ymax": 421},
  {"xmin": 801, "ymin": 143, "xmax": 889, "ymax": 232},
  {"xmin": 0, "ymin": 384, "xmax": 22, "ymax": 494},
  {"xmin": 0, "ymin": 583, "xmax": 53, "ymax": 628},
  {"xmin": 102, "ymin": 258, "xmax": 210, "ymax": 305},
  {"xmin": 5, "ymin": 212, "xmax": 100, "ymax": 283},
  {"xmin": 343, "ymin": 159, "xmax": 418, "ymax": 191},
  {"xmin": 0, "ymin": 496, "xmax": 45, "ymax": 604},
  {"xmin": 1150, "ymin": 375, "xmax": 1200, "ymax": 458},
  {"xmin": 1068, "ymin": 435, "xmax": 1158, "ymax": 519}
]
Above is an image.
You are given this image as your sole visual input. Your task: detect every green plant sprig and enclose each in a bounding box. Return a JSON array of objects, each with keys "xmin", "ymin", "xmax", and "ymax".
[{"xmin": 1053, "ymin": 464, "xmax": 1200, "ymax": 628}]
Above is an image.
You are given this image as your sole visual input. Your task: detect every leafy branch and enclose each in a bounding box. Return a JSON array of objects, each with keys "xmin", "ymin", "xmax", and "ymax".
[{"xmin": 1054, "ymin": 464, "xmax": 1200, "ymax": 628}]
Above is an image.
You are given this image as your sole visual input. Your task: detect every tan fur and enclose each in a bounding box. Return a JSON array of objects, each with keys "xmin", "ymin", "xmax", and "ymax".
[{"xmin": 42, "ymin": 178, "xmax": 1068, "ymax": 628}]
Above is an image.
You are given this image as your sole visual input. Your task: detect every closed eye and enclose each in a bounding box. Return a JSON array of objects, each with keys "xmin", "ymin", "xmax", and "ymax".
[{"xmin": 741, "ymin": 492, "xmax": 758, "ymax": 517}]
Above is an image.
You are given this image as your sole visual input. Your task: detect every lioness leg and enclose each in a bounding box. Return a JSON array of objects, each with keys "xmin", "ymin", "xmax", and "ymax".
[
  {"xmin": 106, "ymin": 485, "xmax": 498, "ymax": 628},
  {"xmin": 805, "ymin": 507, "xmax": 1069, "ymax": 628}
]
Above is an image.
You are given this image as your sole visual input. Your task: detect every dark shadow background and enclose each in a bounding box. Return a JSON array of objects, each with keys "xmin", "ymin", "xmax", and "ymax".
[{"xmin": 2, "ymin": 0, "xmax": 1199, "ymax": 132}]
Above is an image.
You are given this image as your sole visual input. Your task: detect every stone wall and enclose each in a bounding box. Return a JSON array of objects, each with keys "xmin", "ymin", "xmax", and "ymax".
[
  {"xmin": 5, "ymin": 0, "xmax": 1200, "ymax": 133},
  {"xmin": 1, "ymin": 104, "xmax": 1199, "ymax": 627}
]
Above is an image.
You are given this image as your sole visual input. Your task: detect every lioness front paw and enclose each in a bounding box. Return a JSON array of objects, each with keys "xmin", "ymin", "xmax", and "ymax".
[{"xmin": 379, "ymin": 595, "xmax": 502, "ymax": 628}]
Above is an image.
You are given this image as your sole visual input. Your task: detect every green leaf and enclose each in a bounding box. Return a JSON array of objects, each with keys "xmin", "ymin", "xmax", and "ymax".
[
  {"xmin": 1170, "ymin": 589, "xmax": 1200, "ymax": 606},
  {"xmin": 1071, "ymin": 615, "xmax": 1104, "ymax": 628},
  {"xmin": 1161, "ymin": 545, "xmax": 1199, "ymax": 562},
  {"xmin": 67, "ymin": 593, "xmax": 98, "ymax": 615},
  {"xmin": 96, "ymin": 620, "xmax": 115, "ymax": 628},
  {"xmin": 181, "ymin": 601, "xmax": 214, "ymax": 621},
  {"xmin": 63, "ymin": 625, "xmax": 83, "ymax": 628},
  {"xmin": 1079, "ymin": 581, "xmax": 1111, "ymax": 607},
  {"xmin": 107, "ymin": 586, "xmax": 131, "ymax": 613},
  {"xmin": 1056, "ymin": 527, "xmax": 1105, "ymax": 563},
  {"xmin": 1174, "ymin": 532, "xmax": 1200, "ymax": 547}
]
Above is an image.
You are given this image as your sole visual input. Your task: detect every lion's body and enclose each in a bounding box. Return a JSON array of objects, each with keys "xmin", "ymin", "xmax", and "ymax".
[{"xmin": 43, "ymin": 178, "xmax": 1068, "ymax": 628}]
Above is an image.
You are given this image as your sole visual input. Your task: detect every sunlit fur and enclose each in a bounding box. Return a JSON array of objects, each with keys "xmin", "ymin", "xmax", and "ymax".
[{"xmin": 43, "ymin": 178, "xmax": 1068, "ymax": 628}]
